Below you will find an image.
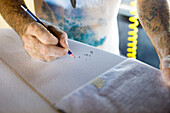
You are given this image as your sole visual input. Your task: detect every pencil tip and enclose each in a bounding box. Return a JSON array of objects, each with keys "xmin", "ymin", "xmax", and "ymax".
[
  {"xmin": 70, "ymin": 54, "xmax": 75, "ymax": 58},
  {"xmin": 68, "ymin": 50, "xmax": 75, "ymax": 58}
]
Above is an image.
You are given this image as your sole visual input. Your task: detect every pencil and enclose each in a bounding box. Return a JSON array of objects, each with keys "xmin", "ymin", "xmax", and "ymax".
[{"xmin": 21, "ymin": 4, "xmax": 75, "ymax": 58}]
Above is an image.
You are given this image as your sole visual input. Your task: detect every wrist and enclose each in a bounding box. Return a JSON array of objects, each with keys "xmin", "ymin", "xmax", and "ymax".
[{"xmin": 18, "ymin": 18, "xmax": 34, "ymax": 37}]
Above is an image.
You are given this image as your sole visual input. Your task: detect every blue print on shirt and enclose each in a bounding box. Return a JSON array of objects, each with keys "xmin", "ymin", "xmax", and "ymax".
[
  {"xmin": 47, "ymin": 4, "xmax": 107, "ymax": 47},
  {"xmin": 67, "ymin": 25, "xmax": 106, "ymax": 46},
  {"xmin": 57, "ymin": 16, "xmax": 106, "ymax": 47}
]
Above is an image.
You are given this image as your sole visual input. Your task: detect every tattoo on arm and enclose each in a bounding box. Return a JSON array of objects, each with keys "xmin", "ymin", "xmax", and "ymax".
[
  {"xmin": 137, "ymin": 0, "xmax": 170, "ymax": 58},
  {"xmin": 144, "ymin": 6, "xmax": 158, "ymax": 22},
  {"xmin": 138, "ymin": 0, "xmax": 169, "ymax": 32}
]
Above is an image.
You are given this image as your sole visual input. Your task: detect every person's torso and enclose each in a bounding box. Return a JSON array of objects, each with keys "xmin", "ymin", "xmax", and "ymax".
[{"xmin": 45, "ymin": 0, "xmax": 121, "ymax": 54}]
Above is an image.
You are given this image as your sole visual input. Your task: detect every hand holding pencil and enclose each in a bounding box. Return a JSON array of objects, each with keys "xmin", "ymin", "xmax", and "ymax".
[{"xmin": 21, "ymin": 4, "xmax": 74, "ymax": 61}]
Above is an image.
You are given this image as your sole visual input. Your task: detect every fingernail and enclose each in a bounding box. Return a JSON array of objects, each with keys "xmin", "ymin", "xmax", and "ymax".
[
  {"xmin": 64, "ymin": 49, "xmax": 68, "ymax": 55},
  {"xmin": 64, "ymin": 39, "xmax": 68, "ymax": 46}
]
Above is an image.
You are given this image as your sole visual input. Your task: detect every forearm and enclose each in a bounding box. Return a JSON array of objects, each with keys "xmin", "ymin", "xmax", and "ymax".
[
  {"xmin": 0, "ymin": 0, "xmax": 34, "ymax": 36},
  {"xmin": 137, "ymin": 0, "xmax": 170, "ymax": 60}
]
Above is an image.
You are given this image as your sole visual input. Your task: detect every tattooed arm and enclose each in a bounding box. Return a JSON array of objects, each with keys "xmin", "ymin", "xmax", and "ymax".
[
  {"xmin": 137, "ymin": 0, "xmax": 170, "ymax": 85},
  {"xmin": 0, "ymin": 0, "xmax": 68, "ymax": 61}
]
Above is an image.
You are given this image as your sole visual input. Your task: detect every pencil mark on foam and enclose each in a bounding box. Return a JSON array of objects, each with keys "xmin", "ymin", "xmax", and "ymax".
[
  {"xmin": 82, "ymin": 51, "xmax": 94, "ymax": 61},
  {"xmin": 90, "ymin": 51, "xmax": 93, "ymax": 54},
  {"xmin": 77, "ymin": 51, "xmax": 94, "ymax": 61},
  {"xmin": 84, "ymin": 54, "xmax": 88, "ymax": 56}
]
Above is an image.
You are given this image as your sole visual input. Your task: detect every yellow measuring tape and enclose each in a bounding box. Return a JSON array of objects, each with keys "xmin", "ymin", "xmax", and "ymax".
[{"xmin": 127, "ymin": 1, "xmax": 139, "ymax": 59}]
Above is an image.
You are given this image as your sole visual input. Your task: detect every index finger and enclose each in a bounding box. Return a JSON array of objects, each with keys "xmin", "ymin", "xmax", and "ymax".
[{"xmin": 47, "ymin": 25, "xmax": 69, "ymax": 48}]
